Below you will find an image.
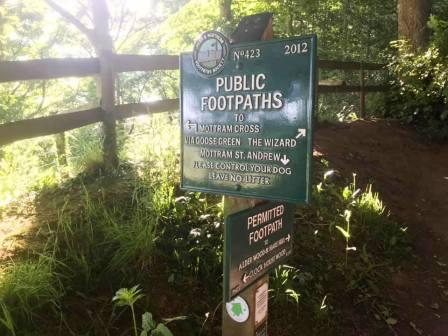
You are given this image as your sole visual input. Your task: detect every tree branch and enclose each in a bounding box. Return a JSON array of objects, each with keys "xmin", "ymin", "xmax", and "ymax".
[
  {"xmin": 112, "ymin": 2, "xmax": 127, "ymax": 43},
  {"xmin": 45, "ymin": 0, "xmax": 96, "ymax": 46}
]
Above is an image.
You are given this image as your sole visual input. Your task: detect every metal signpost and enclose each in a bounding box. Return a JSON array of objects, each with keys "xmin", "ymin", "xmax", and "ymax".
[
  {"xmin": 180, "ymin": 32, "xmax": 316, "ymax": 204},
  {"xmin": 180, "ymin": 12, "xmax": 316, "ymax": 336}
]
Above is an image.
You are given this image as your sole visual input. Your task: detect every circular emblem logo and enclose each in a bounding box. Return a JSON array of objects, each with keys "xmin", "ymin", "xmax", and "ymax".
[
  {"xmin": 225, "ymin": 296, "xmax": 250, "ymax": 323},
  {"xmin": 193, "ymin": 31, "xmax": 229, "ymax": 77}
]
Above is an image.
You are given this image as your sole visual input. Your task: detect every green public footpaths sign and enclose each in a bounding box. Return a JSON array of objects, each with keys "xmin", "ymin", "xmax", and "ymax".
[
  {"xmin": 180, "ymin": 34, "xmax": 317, "ymax": 203},
  {"xmin": 223, "ymin": 202, "xmax": 295, "ymax": 301}
]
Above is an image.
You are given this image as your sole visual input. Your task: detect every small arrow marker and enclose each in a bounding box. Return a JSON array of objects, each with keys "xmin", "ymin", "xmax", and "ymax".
[
  {"xmin": 242, "ymin": 273, "xmax": 250, "ymax": 284},
  {"xmin": 186, "ymin": 120, "xmax": 196, "ymax": 130},
  {"xmin": 280, "ymin": 155, "xmax": 290, "ymax": 166},
  {"xmin": 295, "ymin": 128, "xmax": 307, "ymax": 139}
]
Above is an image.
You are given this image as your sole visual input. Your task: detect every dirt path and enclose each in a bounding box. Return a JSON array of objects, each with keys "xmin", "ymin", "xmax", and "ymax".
[{"xmin": 315, "ymin": 120, "xmax": 448, "ymax": 336}]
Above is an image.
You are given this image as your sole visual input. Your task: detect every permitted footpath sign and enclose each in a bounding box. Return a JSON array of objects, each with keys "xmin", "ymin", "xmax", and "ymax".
[
  {"xmin": 223, "ymin": 202, "xmax": 294, "ymax": 300},
  {"xmin": 181, "ymin": 34, "xmax": 317, "ymax": 203}
]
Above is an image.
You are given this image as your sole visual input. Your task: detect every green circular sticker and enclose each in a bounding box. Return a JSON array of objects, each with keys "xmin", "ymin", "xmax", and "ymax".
[{"xmin": 226, "ymin": 296, "xmax": 250, "ymax": 323}]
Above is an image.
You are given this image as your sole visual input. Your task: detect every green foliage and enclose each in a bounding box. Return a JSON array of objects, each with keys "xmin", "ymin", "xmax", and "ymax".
[
  {"xmin": 386, "ymin": 40, "xmax": 448, "ymax": 140},
  {"xmin": 158, "ymin": 191, "xmax": 223, "ymax": 287},
  {"xmin": 0, "ymin": 155, "xmax": 411, "ymax": 335},
  {"xmin": 121, "ymin": 113, "xmax": 180, "ymax": 185},
  {"xmin": 429, "ymin": 15, "xmax": 448, "ymax": 56},
  {"xmin": 154, "ymin": 0, "xmax": 222, "ymax": 53},
  {"xmin": 234, "ymin": 0, "xmax": 395, "ymax": 62},
  {"xmin": 113, "ymin": 285, "xmax": 145, "ymax": 336},
  {"xmin": 0, "ymin": 255, "xmax": 63, "ymax": 331},
  {"xmin": 336, "ymin": 209, "xmax": 352, "ymax": 267},
  {"xmin": 0, "ymin": 140, "xmax": 56, "ymax": 203},
  {"xmin": 153, "ymin": 0, "xmax": 395, "ymax": 63},
  {"xmin": 141, "ymin": 312, "xmax": 174, "ymax": 336},
  {"xmin": 0, "ymin": 113, "xmax": 220, "ymax": 334},
  {"xmin": 387, "ymin": 4, "xmax": 448, "ymax": 137},
  {"xmin": 54, "ymin": 182, "xmax": 161, "ymax": 289},
  {"xmin": 66, "ymin": 124, "xmax": 104, "ymax": 175},
  {"xmin": 112, "ymin": 285, "xmax": 145, "ymax": 308},
  {"xmin": 284, "ymin": 162, "xmax": 410, "ymax": 334},
  {"xmin": 270, "ymin": 265, "xmax": 301, "ymax": 307},
  {"xmin": 103, "ymin": 197, "xmax": 159, "ymax": 276},
  {"xmin": 0, "ymin": 301, "xmax": 16, "ymax": 336},
  {"xmin": 112, "ymin": 286, "xmax": 176, "ymax": 336},
  {"xmin": 319, "ymin": 97, "xmax": 360, "ymax": 123}
]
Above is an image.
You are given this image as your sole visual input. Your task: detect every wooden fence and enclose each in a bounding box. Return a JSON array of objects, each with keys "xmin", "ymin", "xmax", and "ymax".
[{"xmin": 0, "ymin": 54, "xmax": 388, "ymax": 148}]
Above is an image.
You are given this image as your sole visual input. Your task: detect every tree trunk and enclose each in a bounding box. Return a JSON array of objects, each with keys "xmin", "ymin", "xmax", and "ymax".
[
  {"xmin": 46, "ymin": 0, "xmax": 119, "ymax": 169},
  {"xmin": 219, "ymin": 0, "xmax": 233, "ymax": 22},
  {"xmin": 219, "ymin": 0, "xmax": 233, "ymax": 34},
  {"xmin": 398, "ymin": 0, "xmax": 431, "ymax": 49}
]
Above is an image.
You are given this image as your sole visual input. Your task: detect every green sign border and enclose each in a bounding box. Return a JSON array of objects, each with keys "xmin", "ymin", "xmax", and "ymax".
[{"xmin": 180, "ymin": 35, "xmax": 317, "ymax": 204}]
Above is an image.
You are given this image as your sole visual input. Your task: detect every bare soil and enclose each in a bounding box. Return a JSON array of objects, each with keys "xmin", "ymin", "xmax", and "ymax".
[{"xmin": 315, "ymin": 119, "xmax": 448, "ymax": 336}]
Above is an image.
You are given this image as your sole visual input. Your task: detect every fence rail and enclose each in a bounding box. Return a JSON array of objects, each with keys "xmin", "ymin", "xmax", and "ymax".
[
  {"xmin": 0, "ymin": 99, "xmax": 180, "ymax": 147},
  {"xmin": 318, "ymin": 59, "xmax": 386, "ymax": 70},
  {"xmin": 318, "ymin": 84, "xmax": 389, "ymax": 93},
  {"xmin": 0, "ymin": 56, "xmax": 386, "ymax": 83},
  {"xmin": 0, "ymin": 58, "xmax": 100, "ymax": 83},
  {"xmin": 0, "ymin": 55, "xmax": 181, "ymax": 83},
  {"xmin": 0, "ymin": 55, "xmax": 388, "ymax": 147}
]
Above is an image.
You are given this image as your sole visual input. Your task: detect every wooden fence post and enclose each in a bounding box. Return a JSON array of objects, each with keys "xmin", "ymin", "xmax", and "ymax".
[
  {"xmin": 222, "ymin": 12, "xmax": 273, "ymax": 336},
  {"xmin": 91, "ymin": 0, "xmax": 119, "ymax": 169},
  {"xmin": 99, "ymin": 49, "xmax": 119, "ymax": 169},
  {"xmin": 360, "ymin": 63, "xmax": 366, "ymax": 118}
]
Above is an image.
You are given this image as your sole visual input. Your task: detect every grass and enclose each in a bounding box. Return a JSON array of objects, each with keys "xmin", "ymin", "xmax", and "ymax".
[
  {"xmin": 0, "ymin": 114, "xmax": 411, "ymax": 335},
  {"xmin": 0, "ymin": 300, "xmax": 16, "ymax": 336},
  {"xmin": 0, "ymin": 255, "xmax": 64, "ymax": 331}
]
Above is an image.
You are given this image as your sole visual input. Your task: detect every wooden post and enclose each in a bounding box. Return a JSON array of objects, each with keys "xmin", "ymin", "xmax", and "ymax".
[
  {"xmin": 55, "ymin": 133, "xmax": 67, "ymax": 167},
  {"xmin": 222, "ymin": 12, "xmax": 273, "ymax": 336},
  {"xmin": 99, "ymin": 49, "xmax": 118, "ymax": 169},
  {"xmin": 360, "ymin": 63, "xmax": 366, "ymax": 118},
  {"xmin": 222, "ymin": 197, "xmax": 267, "ymax": 336},
  {"xmin": 91, "ymin": 0, "xmax": 119, "ymax": 169},
  {"xmin": 316, "ymin": 57, "xmax": 320, "ymax": 122}
]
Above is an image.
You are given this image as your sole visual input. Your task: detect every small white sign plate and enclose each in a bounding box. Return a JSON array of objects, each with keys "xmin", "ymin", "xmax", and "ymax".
[{"xmin": 255, "ymin": 282, "xmax": 268, "ymax": 326}]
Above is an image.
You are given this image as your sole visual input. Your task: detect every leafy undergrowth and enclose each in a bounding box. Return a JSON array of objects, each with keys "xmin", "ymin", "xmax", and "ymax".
[
  {"xmin": 269, "ymin": 159, "xmax": 410, "ymax": 336},
  {"xmin": 0, "ymin": 157, "xmax": 410, "ymax": 336}
]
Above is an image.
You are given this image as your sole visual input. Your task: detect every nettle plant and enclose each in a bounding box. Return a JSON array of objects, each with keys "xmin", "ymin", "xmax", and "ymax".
[{"xmin": 112, "ymin": 285, "xmax": 175, "ymax": 336}]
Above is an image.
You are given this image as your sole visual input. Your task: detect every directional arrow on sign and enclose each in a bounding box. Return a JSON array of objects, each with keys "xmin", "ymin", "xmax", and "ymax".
[
  {"xmin": 242, "ymin": 273, "xmax": 250, "ymax": 284},
  {"xmin": 280, "ymin": 155, "xmax": 290, "ymax": 166},
  {"xmin": 185, "ymin": 120, "xmax": 196, "ymax": 130},
  {"xmin": 295, "ymin": 128, "xmax": 307, "ymax": 139}
]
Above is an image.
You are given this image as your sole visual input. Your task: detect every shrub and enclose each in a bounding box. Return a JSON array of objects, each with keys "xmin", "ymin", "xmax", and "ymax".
[
  {"xmin": 386, "ymin": 40, "xmax": 448, "ymax": 141},
  {"xmin": 429, "ymin": 15, "xmax": 448, "ymax": 57}
]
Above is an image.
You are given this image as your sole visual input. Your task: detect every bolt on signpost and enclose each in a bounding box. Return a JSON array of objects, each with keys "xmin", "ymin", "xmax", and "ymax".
[{"xmin": 180, "ymin": 12, "xmax": 316, "ymax": 336}]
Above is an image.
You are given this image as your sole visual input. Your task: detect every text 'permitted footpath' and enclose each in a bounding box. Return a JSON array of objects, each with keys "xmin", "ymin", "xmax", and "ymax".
[
  {"xmin": 223, "ymin": 202, "xmax": 294, "ymax": 300},
  {"xmin": 181, "ymin": 35, "xmax": 317, "ymax": 203}
]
